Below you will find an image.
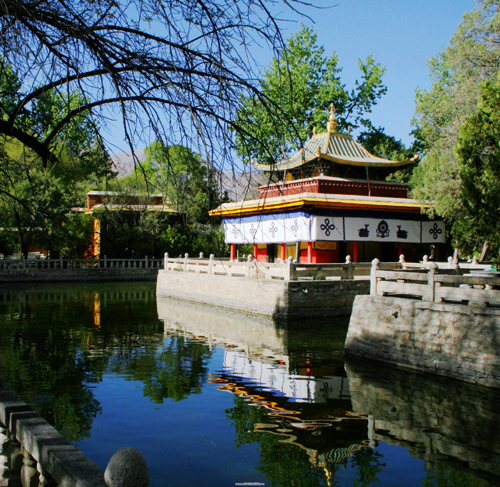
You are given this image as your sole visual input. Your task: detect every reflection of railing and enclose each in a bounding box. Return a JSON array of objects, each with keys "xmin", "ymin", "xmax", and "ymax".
[
  {"xmin": 370, "ymin": 258, "xmax": 500, "ymax": 306},
  {"xmin": 0, "ymin": 256, "xmax": 163, "ymax": 271}
]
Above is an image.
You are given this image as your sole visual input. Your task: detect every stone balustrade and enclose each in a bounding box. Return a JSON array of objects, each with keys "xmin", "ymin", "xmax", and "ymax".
[
  {"xmin": 0, "ymin": 371, "xmax": 149, "ymax": 486},
  {"xmin": 370, "ymin": 258, "xmax": 500, "ymax": 307},
  {"xmin": 163, "ymin": 253, "xmax": 405, "ymax": 281}
]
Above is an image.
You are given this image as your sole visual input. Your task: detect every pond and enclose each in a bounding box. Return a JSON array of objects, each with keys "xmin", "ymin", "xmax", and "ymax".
[{"xmin": 0, "ymin": 281, "xmax": 499, "ymax": 487}]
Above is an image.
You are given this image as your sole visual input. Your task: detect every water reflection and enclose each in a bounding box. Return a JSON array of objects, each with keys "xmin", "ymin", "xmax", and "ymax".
[
  {"xmin": 1, "ymin": 284, "xmax": 499, "ymax": 486},
  {"xmin": 347, "ymin": 358, "xmax": 500, "ymax": 486}
]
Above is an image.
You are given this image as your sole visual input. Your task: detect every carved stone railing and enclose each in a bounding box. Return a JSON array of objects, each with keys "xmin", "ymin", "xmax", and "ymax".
[
  {"xmin": 0, "ymin": 371, "xmax": 149, "ymax": 486},
  {"xmin": 163, "ymin": 253, "xmax": 404, "ymax": 281},
  {"xmin": 0, "ymin": 256, "xmax": 163, "ymax": 271},
  {"xmin": 370, "ymin": 258, "xmax": 500, "ymax": 306}
]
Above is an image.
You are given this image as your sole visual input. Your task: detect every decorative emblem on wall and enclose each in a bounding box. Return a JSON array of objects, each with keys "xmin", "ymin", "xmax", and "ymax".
[
  {"xmin": 396, "ymin": 225, "xmax": 408, "ymax": 239},
  {"xmin": 429, "ymin": 222, "xmax": 443, "ymax": 240},
  {"xmin": 376, "ymin": 220, "xmax": 390, "ymax": 238},
  {"xmin": 269, "ymin": 222, "xmax": 278, "ymax": 238},
  {"xmin": 290, "ymin": 219, "xmax": 299, "ymax": 237},
  {"xmin": 249, "ymin": 223, "xmax": 258, "ymax": 239},
  {"xmin": 320, "ymin": 218, "xmax": 336, "ymax": 237},
  {"xmin": 231, "ymin": 224, "xmax": 240, "ymax": 238},
  {"xmin": 358, "ymin": 224, "xmax": 369, "ymax": 238}
]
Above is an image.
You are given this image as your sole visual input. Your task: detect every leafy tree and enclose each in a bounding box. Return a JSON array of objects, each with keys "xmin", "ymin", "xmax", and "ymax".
[
  {"xmin": 235, "ymin": 25, "xmax": 387, "ymax": 165},
  {"xmin": 120, "ymin": 142, "xmax": 225, "ymax": 224},
  {"xmin": 411, "ymin": 0, "xmax": 500, "ymax": 250},
  {"xmin": 0, "ymin": 0, "xmax": 308, "ymax": 177},
  {"xmin": 455, "ymin": 75, "xmax": 500, "ymax": 260},
  {"xmin": 0, "ymin": 64, "xmax": 113, "ymax": 256}
]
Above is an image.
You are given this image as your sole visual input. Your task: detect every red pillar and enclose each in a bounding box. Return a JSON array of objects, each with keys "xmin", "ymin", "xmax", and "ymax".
[
  {"xmin": 253, "ymin": 244, "xmax": 258, "ymax": 260},
  {"xmin": 352, "ymin": 242, "xmax": 358, "ymax": 263},
  {"xmin": 230, "ymin": 243, "xmax": 236, "ymax": 261},
  {"xmin": 281, "ymin": 243, "xmax": 286, "ymax": 261},
  {"xmin": 307, "ymin": 241, "xmax": 313, "ymax": 263}
]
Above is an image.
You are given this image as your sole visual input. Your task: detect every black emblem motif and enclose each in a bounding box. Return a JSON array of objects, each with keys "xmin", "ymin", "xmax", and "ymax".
[
  {"xmin": 376, "ymin": 220, "xmax": 390, "ymax": 238},
  {"xmin": 269, "ymin": 222, "xmax": 278, "ymax": 238},
  {"xmin": 358, "ymin": 224, "xmax": 369, "ymax": 238},
  {"xmin": 429, "ymin": 222, "xmax": 443, "ymax": 240},
  {"xmin": 291, "ymin": 219, "xmax": 299, "ymax": 237},
  {"xmin": 396, "ymin": 225, "xmax": 408, "ymax": 239},
  {"xmin": 320, "ymin": 218, "xmax": 336, "ymax": 237}
]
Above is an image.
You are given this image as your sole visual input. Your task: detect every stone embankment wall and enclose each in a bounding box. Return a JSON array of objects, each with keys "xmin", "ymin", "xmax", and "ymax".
[
  {"xmin": 345, "ymin": 294, "xmax": 500, "ymax": 388},
  {"xmin": 156, "ymin": 269, "xmax": 369, "ymax": 318}
]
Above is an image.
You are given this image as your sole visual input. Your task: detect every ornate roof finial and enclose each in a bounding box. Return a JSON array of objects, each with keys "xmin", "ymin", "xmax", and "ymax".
[
  {"xmin": 327, "ymin": 103, "xmax": 338, "ymax": 133},
  {"xmin": 313, "ymin": 126, "xmax": 317, "ymax": 136}
]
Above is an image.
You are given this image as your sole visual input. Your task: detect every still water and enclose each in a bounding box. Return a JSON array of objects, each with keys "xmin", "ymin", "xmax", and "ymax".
[{"xmin": 0, "ymin": 281, "xmax": 498, "ymax": 487}]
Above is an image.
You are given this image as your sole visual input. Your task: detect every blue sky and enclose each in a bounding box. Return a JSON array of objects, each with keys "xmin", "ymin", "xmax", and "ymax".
[
  {"xmin": 109, "ymin": 0, "xmax": 477, "ymax": 153},
  {"xmin": 294, "ymin": 0, "xmax": 478, "ymax": 146}
]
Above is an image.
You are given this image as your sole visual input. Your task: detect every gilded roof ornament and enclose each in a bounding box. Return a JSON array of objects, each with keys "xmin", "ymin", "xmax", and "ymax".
[
  {"xmin": 327, "ymin": 103, "xmax": 338, "ymax": 133},
  {"xmin": 313, "ymin": 126, "xmax": 317, "ymax": 136}
]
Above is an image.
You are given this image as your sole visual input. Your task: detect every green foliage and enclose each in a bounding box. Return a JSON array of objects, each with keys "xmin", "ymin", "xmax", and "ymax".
[
  {"xmin": 411, "ymin": 0, "xmax": 500, "ymax": 245},
  {"xmin": 0, "ymin": 63, "xmax": 113, "ymax": 256},
  {"xmin": 235, "ymin": 26, "xmax": 387, "ymax": 165},
  {"xmin": 455, "ymin": 75, "xmax": 500, "ymax": 259},
  {"xmin": 120, "ymin": 142, "xmax": 225, "ymax": 224}
]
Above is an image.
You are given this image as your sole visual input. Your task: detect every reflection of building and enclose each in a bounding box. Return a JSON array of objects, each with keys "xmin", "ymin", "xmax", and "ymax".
[
  {"xmin": 156, "ymin": 296, "xmax": 370, "ymax": 480},
  {"xmin": 210, "ymin": 105, "xmax": 445, "ymax": 263},
  {"xmin": 74, "ymin": 191, "xmax": 178, "ymax": 258}
]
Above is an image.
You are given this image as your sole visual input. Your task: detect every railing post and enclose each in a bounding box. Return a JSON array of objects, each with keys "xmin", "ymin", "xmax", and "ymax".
[
  {"xmin": 399, "ymin": 254, "xmax": 406, "ymax": 269},
  {"xmin": 199, "ymin": 252, "xmax": 204, "ymax": 259},
  {"xmin": 22, "ymin": 255, "xmax": 26, "ymax": 269},
  {"xmin": 209, "ymin": 254, "xmax": 214, "ymax": 275},
  {"xmin": 426, "ymin": 262, "xmax": 438, "ymax": 302},
  {"xmin": 164, "ymin": 252, "xmax": 169, "ymax": 270},
  {"xmin": 286, "ymin": 256, "xmax": 296, "ymax": 281},
  {"xmin": 472, "ymin": 255, "xmax": 479, "ymax": 265},
  {"xmin": 59, "ymin": 256, "xmax": 63, "ymax": 270},
  {"xmin": 184, "ymin": 253, "xmax": 189, "ymax": 272},
  {"xmin": 145, "ymin": 255, "xmax": 148, "ymax": 268},
  {"xmin": 247, "ymin": 254, "xmax": 254, "ymax": 277},
  {"xmin": 370, "ymin": 258, "xmax": 380, "ymax": 295},
  {"xmin": 104, "ymin": 255, "xmax": 108, "ymax": 269}
]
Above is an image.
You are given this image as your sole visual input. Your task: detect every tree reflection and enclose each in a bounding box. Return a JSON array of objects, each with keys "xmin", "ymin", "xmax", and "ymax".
[
  {"xmin": 0, "ymin": 283, "xmax": 168, "ymax": 441},
  {"xmin": 116, "ymin": 335, "xmax": 212, "ymax": 403}
]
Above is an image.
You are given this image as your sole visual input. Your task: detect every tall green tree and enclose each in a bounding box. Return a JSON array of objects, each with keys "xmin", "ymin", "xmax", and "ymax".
[
  {"xmin": 0, "ymin": 65, "xmax": 113, "ymax": 256},
  {"xmin": 455, "ymin": 75, "xmax": 500, "ymax": 259},
  {"xmin": 235, "ymin": 26, "xmax": 387, "ymax": 165},
  {"xmin": 411, "ymin": 0, "xmax": 500, "ymax": 250}
]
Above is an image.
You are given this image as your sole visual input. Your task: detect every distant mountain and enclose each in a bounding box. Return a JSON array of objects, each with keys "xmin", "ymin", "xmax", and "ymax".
[
  {"xmin": 110, "ymin": 150, "xmax": 146, "ymax": 177},
  {"xmin": 109, "ymin": 150, "xmax": 267, "ymax": 202}
]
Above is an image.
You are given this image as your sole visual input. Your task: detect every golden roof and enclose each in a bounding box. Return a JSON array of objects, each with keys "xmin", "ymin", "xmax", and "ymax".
[{"xmin": 254, "ymin": 104, "xmax": 418, "ymax": 172}]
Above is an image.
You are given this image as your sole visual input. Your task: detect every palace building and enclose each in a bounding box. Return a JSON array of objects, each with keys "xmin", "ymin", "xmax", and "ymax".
[{"xmin": 210, "ymin": 105, "xmax": 445, "ymax": 263}]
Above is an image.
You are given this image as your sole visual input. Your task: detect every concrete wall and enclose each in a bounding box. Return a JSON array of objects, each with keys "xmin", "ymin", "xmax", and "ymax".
[
  {"xmin": 156, "ymin": 269, "xmax": 369, "ymax": 318},
  {"xmin": 345, "ymin": 294, "xmax": 500, "ymax": 388},
  {"xmin": 0, "ymin": 268, "xmax": 158, "ymax": 282}
]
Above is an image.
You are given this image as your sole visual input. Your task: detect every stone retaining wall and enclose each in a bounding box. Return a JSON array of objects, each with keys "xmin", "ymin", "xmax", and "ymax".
[
  {"xmin": 345, "ymin": 294, "xmax": 500, "ymax": 388},
  {"xmin": 156, "ymin": 269, "xmax": 369, "ymax": 318}
]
